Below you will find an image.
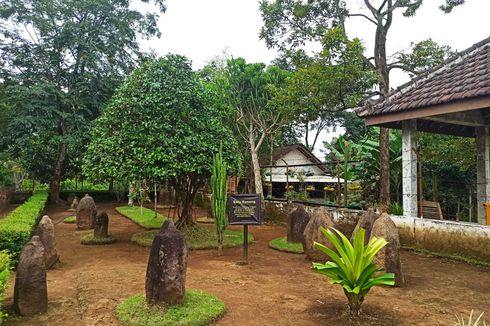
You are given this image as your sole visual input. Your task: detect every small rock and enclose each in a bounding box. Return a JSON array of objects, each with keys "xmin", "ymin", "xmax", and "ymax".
[
  {"xmin": 287, "ymin": 206, "xmax": 310, "ymax": 243},
  {"xmin": 94, "ymin": 211, "xmax": 109, "ymax": 239},
  {"xmin": 302, "ymin": 210, "xmax": 335, "ymax": 261}
]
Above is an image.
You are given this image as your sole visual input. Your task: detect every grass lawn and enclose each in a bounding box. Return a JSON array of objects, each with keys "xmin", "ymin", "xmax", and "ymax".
[
  {"xmin": 116, "ymin": 206, "xmax": 166, "ymax": 229},
  {"xmin": 116, "ymin": 290, "xmax": 225, "ymax": 326},
  {"xmin": 64, "ymin": 215, "xmax": 76, "ymax": 223},
  {"xmin": 269, "ymin": 236, "xmax": 304, "ymax": 254},
  {"xmin": 132, "ymin": 225, "xmax": 253, "ymax": 250}
]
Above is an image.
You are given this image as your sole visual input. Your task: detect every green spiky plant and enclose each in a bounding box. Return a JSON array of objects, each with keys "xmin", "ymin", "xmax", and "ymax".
[
  {"xmin": 313, "ymin": 227, "xmax": 395, "ymax": 316},
  {"xmin": 211, "ymin": 146, "xmax": 228, "ymax": 256}
]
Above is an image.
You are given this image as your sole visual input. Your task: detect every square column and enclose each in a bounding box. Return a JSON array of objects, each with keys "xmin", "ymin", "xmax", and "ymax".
[
  {"xmin": 402, "ymin": 120, "xmax": 418, "ymax": 218},
  {"xmin": 476, "ymin": 126, "xmax": 490, "ymax": 225}
]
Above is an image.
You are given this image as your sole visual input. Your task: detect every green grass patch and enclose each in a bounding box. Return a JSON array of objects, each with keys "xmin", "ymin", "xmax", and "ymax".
[
  {"xmin": 116, "ymin": 206, "xmax": 166, "ymax": 229},
  {"xmin": 131, "ymin": 225, "xmax": 253, "ymax": 250},
  {"xmin": 0, "ymin": 192, "xmax": 48, "ymax": 265},
  {"xmin": 269, "ymin": 237, "xmax": 304, "ymax": 254},
  {"xmin": 0, "ymin": 251, "xmax": 10, "ymax": 324},
  {"xmin": 116, "ymin": 290, "xmax": 225, "ymax": 326},
  {"xmin": 80, "ymin": 234, "xmax": 117, "ymax": 245},
  {"xmin": 402, "ymin": 246, "xmax": 490, "ymax": 268},
  {"xmin": 64, "ymin": 215, "xmax": 76, "ymax": 224}
]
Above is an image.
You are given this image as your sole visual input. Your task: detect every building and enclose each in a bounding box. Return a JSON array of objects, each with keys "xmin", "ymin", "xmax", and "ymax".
[{"xmin": 262, "ymin": 143, "xmax": 340, "ymax": 198}]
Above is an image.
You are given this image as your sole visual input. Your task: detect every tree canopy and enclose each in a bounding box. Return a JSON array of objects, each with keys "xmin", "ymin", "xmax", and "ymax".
[
  {"xmin": 83, "ymin": 54, "xmax": 240, "ymax": 226},
  {"xmin": 0, "ymin": 0, "xmax": 166, "ymax": 202}
]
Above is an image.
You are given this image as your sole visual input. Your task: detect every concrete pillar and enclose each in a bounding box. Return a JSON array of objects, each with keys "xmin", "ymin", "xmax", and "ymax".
[
  {"xmin": 476, "ymin": 126, "xmax": 490, "ymax": 225},
  {"xmin": 402, "ymin": 120, "xmax": 418, "ymax": 218}
]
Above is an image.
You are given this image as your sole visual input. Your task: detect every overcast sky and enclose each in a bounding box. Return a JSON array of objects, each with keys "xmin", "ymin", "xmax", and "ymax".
[{"xmin": 139, "ymin": 0, "xmax": 490, "ymax": 156}]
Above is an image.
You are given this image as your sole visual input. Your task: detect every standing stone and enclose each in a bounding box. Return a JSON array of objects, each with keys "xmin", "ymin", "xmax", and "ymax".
[
  {"xmin": 67, "ymin": 193, "xmax": 76, "ymax": 205},
  {"xmin": 351, "ymin": 209, "xmax": 380, "ymax": 244},
  {"xmin": 70, "ymin": 196, "xmax": 79, "ymax": 211},
  {"xmin": 146, "ymin": 220, "xmax": 187, "ymax": 305},
  {"xmin": 76, "ymin": 194, "xmax": 96, "ymax": 230},
  {"xmin": 94, "ymin": 211, "xmax": 109, "ymax": 238},
  {"xmin": 14, "ymin": 236, "xmax": 48, "ymax": 316},
  {"xmin": 371, "ymin": 213, "xmax": 405, "ymax": 286},
  {"xmin": 302, "ymin": 210, "xmax": 335, "ymax": 261},
  {"xmin": 128, "ymin": 184, "xmax": 136, "ymax": 206},
  {"xmin": 36, "ymin": 215, "xmax": 59, "ymax": 269},
  {"xmin": 287, "ymin": 206, "xmax": 310, "ymax": 243}
]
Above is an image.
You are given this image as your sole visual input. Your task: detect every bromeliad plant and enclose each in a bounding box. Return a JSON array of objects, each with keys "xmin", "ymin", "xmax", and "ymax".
[
  {"xmin": 211, "ymin": 146, "xmax": 228, "ymax": 256},
  {"xmin": 312, "ymin": 227, "xmax": 395, "ymax": 316}
]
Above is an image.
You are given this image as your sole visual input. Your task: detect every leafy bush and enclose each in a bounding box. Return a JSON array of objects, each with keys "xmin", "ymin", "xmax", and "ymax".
[
  {"xmin": 0, "ymin": 251, "xmax": 10, "ymax": 324},
  {"xmin": 313, "ymin": 227, "xmax": 394, "ymax": 316},
  {"xmin": 389, "ymin": 202, "xmax": 403, "ymax": 216},
  {"xmin": 0, "ymin": 192, "xmax": 48, "ymax": 265},
  {"xmin": 116, "ymin": 206, "xmax": 166, "ymax": 229}
]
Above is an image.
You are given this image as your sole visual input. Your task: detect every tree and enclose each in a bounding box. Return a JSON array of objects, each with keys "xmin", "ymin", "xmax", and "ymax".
[
  {"xmin": 223, "ymin": 58, "xmax": 293, "ymax": 198},
  {"xmin": 259, "ymin": 0, "xmax": 464, "ymax": 207},
  {"xmin": 0, "ymin": 0, "xmax": 166, "ymax": 203},
  {"xmin": 83, "ymin": 55, "xmax": 239, "ymax": 228},
  {"xmin": 273, "ymin": 28, "xmax": 378, "ymax": 152}
]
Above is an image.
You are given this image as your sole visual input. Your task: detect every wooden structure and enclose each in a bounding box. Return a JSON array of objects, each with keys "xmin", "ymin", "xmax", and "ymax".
[{"xmin": 358, "ymin": 37, "xmax": 490, "ymax": 224}]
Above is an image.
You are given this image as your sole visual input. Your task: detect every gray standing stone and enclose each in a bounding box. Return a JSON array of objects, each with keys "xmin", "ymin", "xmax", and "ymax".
[
  {"xmin": 14, "ymin": 236, "xmax": 48, "ymax": 316},
  {"xmin": 76, "ymin": 194, "xmax": 96, "ymax": 230},
  {"xmin": 36, "ymin": 215, "xmax": 59, "ymax": 269},
  {"xmin": 70, "ymin": 196, "xmax": 79, "ymax": 211},
  {"xmin": 287, "ymin": 206, "xmax": 310, "ymax": 243},
  {"xmin": 351, "ymin": 209, "xmax": 380, "ymax": 244},
  {"xmin": 94, "ymin": 211, "xmax": 109, "ymax": 239},
  {"xmin": 145, "ymin": 220, "xmax": 187, "ymax": 305},
  {"xmin": 67, "ymin": 193, "xmax": 76, "ymax": 205},
  {"xmin": 302, "ymin": 210, "xmax": 335, "ymax": 261},
  {"xmin": 371, "ymin": 213, "xmax": 405, "ymax": 286}
]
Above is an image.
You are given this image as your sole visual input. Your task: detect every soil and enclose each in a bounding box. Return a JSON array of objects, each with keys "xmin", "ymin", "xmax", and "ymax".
[
  {"xmin": 0, "ymin": 204, "xmax": 19, "ymax": 219},
  {"xmin": 3, "ymin": 202, "xmax": 490, "ymax": 326}
]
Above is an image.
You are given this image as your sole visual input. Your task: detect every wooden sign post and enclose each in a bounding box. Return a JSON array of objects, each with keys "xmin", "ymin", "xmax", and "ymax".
[{"xmin": 227, "ymin": 194, "xmax": 261, "ymax": 264}]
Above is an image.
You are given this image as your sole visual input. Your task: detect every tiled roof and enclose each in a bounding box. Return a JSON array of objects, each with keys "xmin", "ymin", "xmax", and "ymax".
[{"xmin": 357, "ymin": 36, "xmax": 490, "ymax": 117}]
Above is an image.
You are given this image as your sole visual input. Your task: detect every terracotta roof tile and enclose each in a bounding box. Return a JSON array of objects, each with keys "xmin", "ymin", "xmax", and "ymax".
[{"xmin": 357, "ymin": 37, "xmax": 490, "ymax": 117}]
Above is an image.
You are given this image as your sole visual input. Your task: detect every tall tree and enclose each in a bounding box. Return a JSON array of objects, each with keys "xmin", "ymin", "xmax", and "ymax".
[
  {"xmin": 83, "ymin": 55, "xmax": 239, "ymax": 229},
  {"xmin": 259, "ymin": 0, "xmax": 464, "ymax": 207},
  {"xmin": 0, "ymin": 0, "xmax": 166, "ymax": 203},
  {"xmin": 223, "ymin": 58, "xmax": 294, "ymax": 198}
]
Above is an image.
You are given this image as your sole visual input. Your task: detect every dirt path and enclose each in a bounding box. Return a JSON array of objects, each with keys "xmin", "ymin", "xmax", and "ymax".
[{"xmin": 3, "ymin": 203, "xmax": 490, "ymax": 326}]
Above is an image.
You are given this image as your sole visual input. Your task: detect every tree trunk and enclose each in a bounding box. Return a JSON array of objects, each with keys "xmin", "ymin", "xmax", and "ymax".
[
  {"xmin": 174, "ymin": 176, "xmax": 201, "ymax": 229},
  {"xmin": 49, "ymin": 122, "xmax": 68, "ymax": 204},
  {"xmin": 248, "ymin": 125, "xmax": 264, "ymax": 198},
  {"xmin": 374, "ymin": 22, "xmax": 391, "ymax": 208}
]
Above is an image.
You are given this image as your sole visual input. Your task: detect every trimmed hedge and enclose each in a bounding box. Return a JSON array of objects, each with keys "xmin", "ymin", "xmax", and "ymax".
[
  {"xmin": 0, "ymin": 251, "xmax": 10, "ymax": 324},
  {"xmin": 0, "ymin": 192, "xmax": 48, "ymax": 265}
]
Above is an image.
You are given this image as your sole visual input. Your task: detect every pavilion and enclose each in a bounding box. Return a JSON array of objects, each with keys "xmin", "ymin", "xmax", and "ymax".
[{"xmin": 357, "ymin": 36, "xmax": 490, "ymax": 224}]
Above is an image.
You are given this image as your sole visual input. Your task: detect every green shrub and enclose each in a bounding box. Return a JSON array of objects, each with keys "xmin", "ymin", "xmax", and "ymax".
[
  {"xmin": 0, "ymin": 192, "xmax": 48, "ymax": 265},
  {"xmin": 312, "ymin": 227, "xmax": 394, "ymax": 316},
  {"xmin": 116, "ymin": 206, "xmax": 166, "ymax": 229},
  {"xmin": 389, "ymin": 202, "xmax": 403, "ymax": 216},
  {"xmin": 0, "ymin": 251, "xmax": 10, "ymax": 324}
]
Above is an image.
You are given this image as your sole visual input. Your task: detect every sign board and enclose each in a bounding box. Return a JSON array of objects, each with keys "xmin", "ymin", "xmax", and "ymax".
[{"xmin": 227, "ymin": 194, "xmax": 261, "ymax": 225}]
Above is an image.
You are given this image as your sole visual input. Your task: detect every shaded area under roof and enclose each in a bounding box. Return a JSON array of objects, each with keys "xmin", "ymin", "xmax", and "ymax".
[{"xmin": 357, "ymin": 36, "xmax": 490, "ymax": 137}]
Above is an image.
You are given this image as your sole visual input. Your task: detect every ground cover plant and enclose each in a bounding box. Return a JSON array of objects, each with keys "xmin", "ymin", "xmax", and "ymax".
[
  {"xmin": 80, "ymin": 234, "xmax": 116, "ymax": 245},
  {"xmin": 0, "ymin": 192, "xmax": 48, "ymax": 264},
  {"xmin": 0, "ymin": 251, "xmax": 10, "ymax": 324},
  {"xmin": 131, "ymin": 226, "xmax": 253, "ymax": 250},
  {"xmin": 64, "ymin": 216, "xmax": 76, "ymax": 224},
  {"xmin": 116, "ymin": 290, "xmax": 225, "ymax": 326},
  {"xmin": 313, "ymin": 227, "xmax": 394, "ymax": 316},
  {"xmin": 116, "ymin": 206, "xmax": 166, "ymax": 229},
  {"xmin": 269, "ymin": 236, "xmax": 304, "ymax": 254}
]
